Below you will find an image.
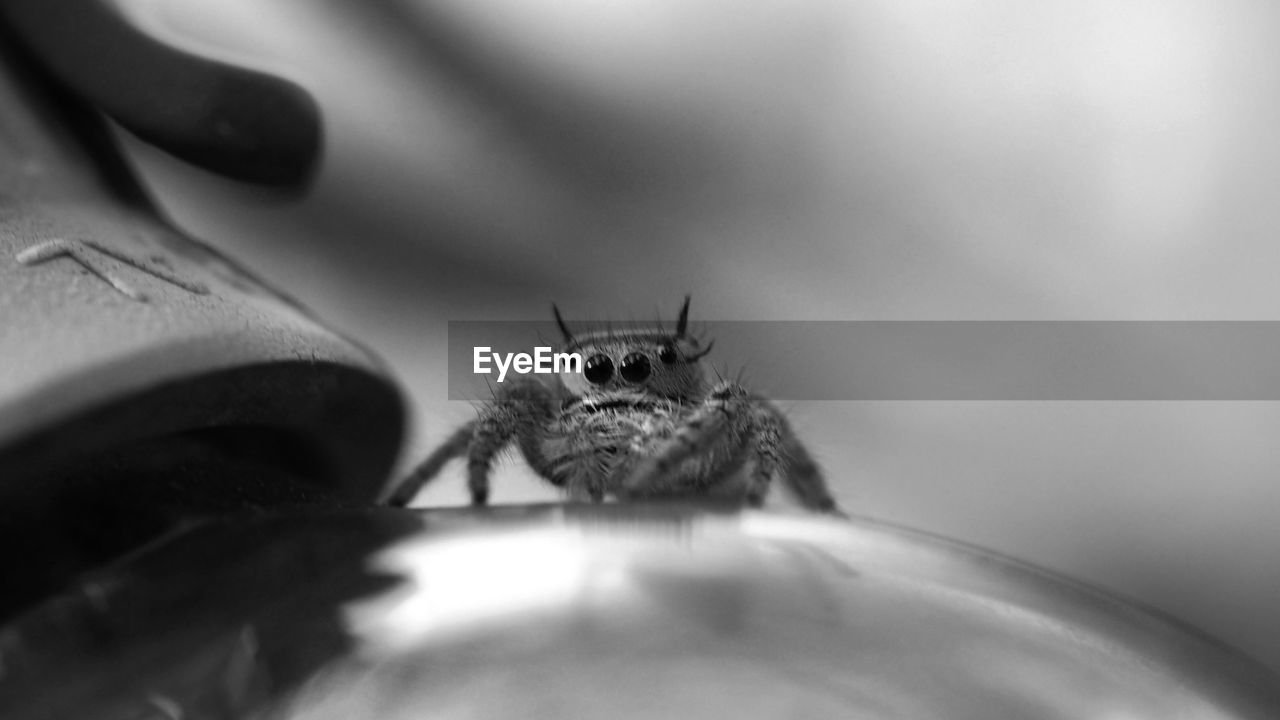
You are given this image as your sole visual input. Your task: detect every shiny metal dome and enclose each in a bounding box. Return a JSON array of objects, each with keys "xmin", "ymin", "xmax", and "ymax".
[{"xmin": 2, "ymin": 504, "xmax": 1277, "ymax": 719}]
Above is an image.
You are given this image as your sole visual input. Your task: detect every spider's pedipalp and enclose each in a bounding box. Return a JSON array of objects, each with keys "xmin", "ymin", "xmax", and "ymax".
[
  {"xmin": 620, "ymin": 381, "xmax": 845, "ymax": 515},
  {"xmin": 620, "ymin": 381, "xmax": 745, "ymax": 495}
]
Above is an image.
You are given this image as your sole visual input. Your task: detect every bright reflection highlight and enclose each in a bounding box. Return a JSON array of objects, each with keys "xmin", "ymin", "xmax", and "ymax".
[{"xmin": 344, "ymin": 528, "xmax": 590, "ymax": 653}]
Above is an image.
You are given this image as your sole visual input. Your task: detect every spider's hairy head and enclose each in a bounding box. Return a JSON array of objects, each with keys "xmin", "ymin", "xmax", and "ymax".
[{"xmin": 551, "ymin": 296, "xmax": 712, "ymax": 404}]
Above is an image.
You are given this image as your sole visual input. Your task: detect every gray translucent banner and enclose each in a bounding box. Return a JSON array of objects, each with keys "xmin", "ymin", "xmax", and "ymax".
[{"xmin": 447, "ymin": 321, "xmax": 1280, "ymax": 400}]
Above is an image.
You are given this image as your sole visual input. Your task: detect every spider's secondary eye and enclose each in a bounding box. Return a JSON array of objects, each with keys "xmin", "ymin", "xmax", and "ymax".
[
  {"xmin": 619, "ymin": 352, "xmax": 651, "ymax": 383},
  {"xmin": 658, "ymin": 343, "xmax": 678, "ymax": 364},
  {"xmin": 584, "ymin": 354, "xmax": 613, "ymax": 384}
]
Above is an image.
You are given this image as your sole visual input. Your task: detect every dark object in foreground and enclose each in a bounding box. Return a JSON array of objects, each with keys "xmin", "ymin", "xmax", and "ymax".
[
  {"xmin": 0, "ymin": 9, "xmax": 402, "ymax": 620},
  {"xmin": 0, "ymin": 0, "xmax": 322, "ymax": 185},
  {"xmin": 1, "ymin": 503, "xmax": 1277, "ymax": 719}
]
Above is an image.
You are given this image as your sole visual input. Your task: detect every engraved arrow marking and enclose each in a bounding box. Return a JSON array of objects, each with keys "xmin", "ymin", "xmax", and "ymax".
[{"xmin": 16, "ymin": 239, "xmax": 209, "ymax": 302}]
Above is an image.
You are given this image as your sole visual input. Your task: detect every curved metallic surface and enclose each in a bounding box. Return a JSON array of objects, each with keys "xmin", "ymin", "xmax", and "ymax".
[{"xmin": 1, "ymin": 503, "xmax": 1276, "ymax": 719}]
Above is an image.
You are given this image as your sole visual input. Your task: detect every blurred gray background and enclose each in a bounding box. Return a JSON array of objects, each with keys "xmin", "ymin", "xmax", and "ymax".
[{"xmin": 116, "ymin": 0, "xmax": 1280, "ymax": 672}]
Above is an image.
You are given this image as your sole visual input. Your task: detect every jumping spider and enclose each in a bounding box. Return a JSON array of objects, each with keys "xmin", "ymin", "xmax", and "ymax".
[{"xmin": 386, "ymin": 296, "xmax": 844, "ymax": 515}]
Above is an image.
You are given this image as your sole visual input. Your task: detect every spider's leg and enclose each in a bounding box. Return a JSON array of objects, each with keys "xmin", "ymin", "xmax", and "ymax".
[
  {"xmin": 466, "ymin": 378, "xmax": 557, "ymax": 506},
  {"xmin": 385, "ymin": 420, "xmax": 476, "ymax": 507},
  {"xmin": 740, "ymin": 401, "xmax": 785, "ymax": 509},
  {"xmin": 622, "ymin": 382, "xmax": 743, "ymax": 494},
  {"xmin": 777, "ymin": 427, "xmax": 847, "ymax": 518},
  {"xmin": 720, "ymin": 391, "xmax": 847, "ymax": 517}
]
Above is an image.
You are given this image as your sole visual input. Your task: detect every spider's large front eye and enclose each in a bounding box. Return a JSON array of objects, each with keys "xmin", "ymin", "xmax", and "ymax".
[
  {"xmin": 584, "ymin": 354, "xmax": 613, "ymax": 384},
  {"xmin": 619, "ymin": 352, "xmax": 651, "ymax": 383}
]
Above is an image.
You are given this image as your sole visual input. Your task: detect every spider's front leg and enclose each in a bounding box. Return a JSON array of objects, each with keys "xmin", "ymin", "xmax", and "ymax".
[
  {"xmin": 462, "ymin": 378, "xmax": 558, "ymax": 505},
  {"xmin": 622, "ymin": 382, "xmax": 845, "ymax": 516},
  {"xmin": 388, "ymin": 378, "xmax": 556, "ymax": 507}
]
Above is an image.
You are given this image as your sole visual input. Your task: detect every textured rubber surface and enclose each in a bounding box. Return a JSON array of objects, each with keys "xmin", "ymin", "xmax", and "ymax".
[{"xmin": 0, "ymin": 30, "xmax": 404, "ymax": 616}]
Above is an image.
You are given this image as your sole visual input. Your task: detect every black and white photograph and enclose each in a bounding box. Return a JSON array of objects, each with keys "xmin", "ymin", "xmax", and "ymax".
[{"xmin": 2, "ymin": 1, "xmax": 1280, "ymax": 717}]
